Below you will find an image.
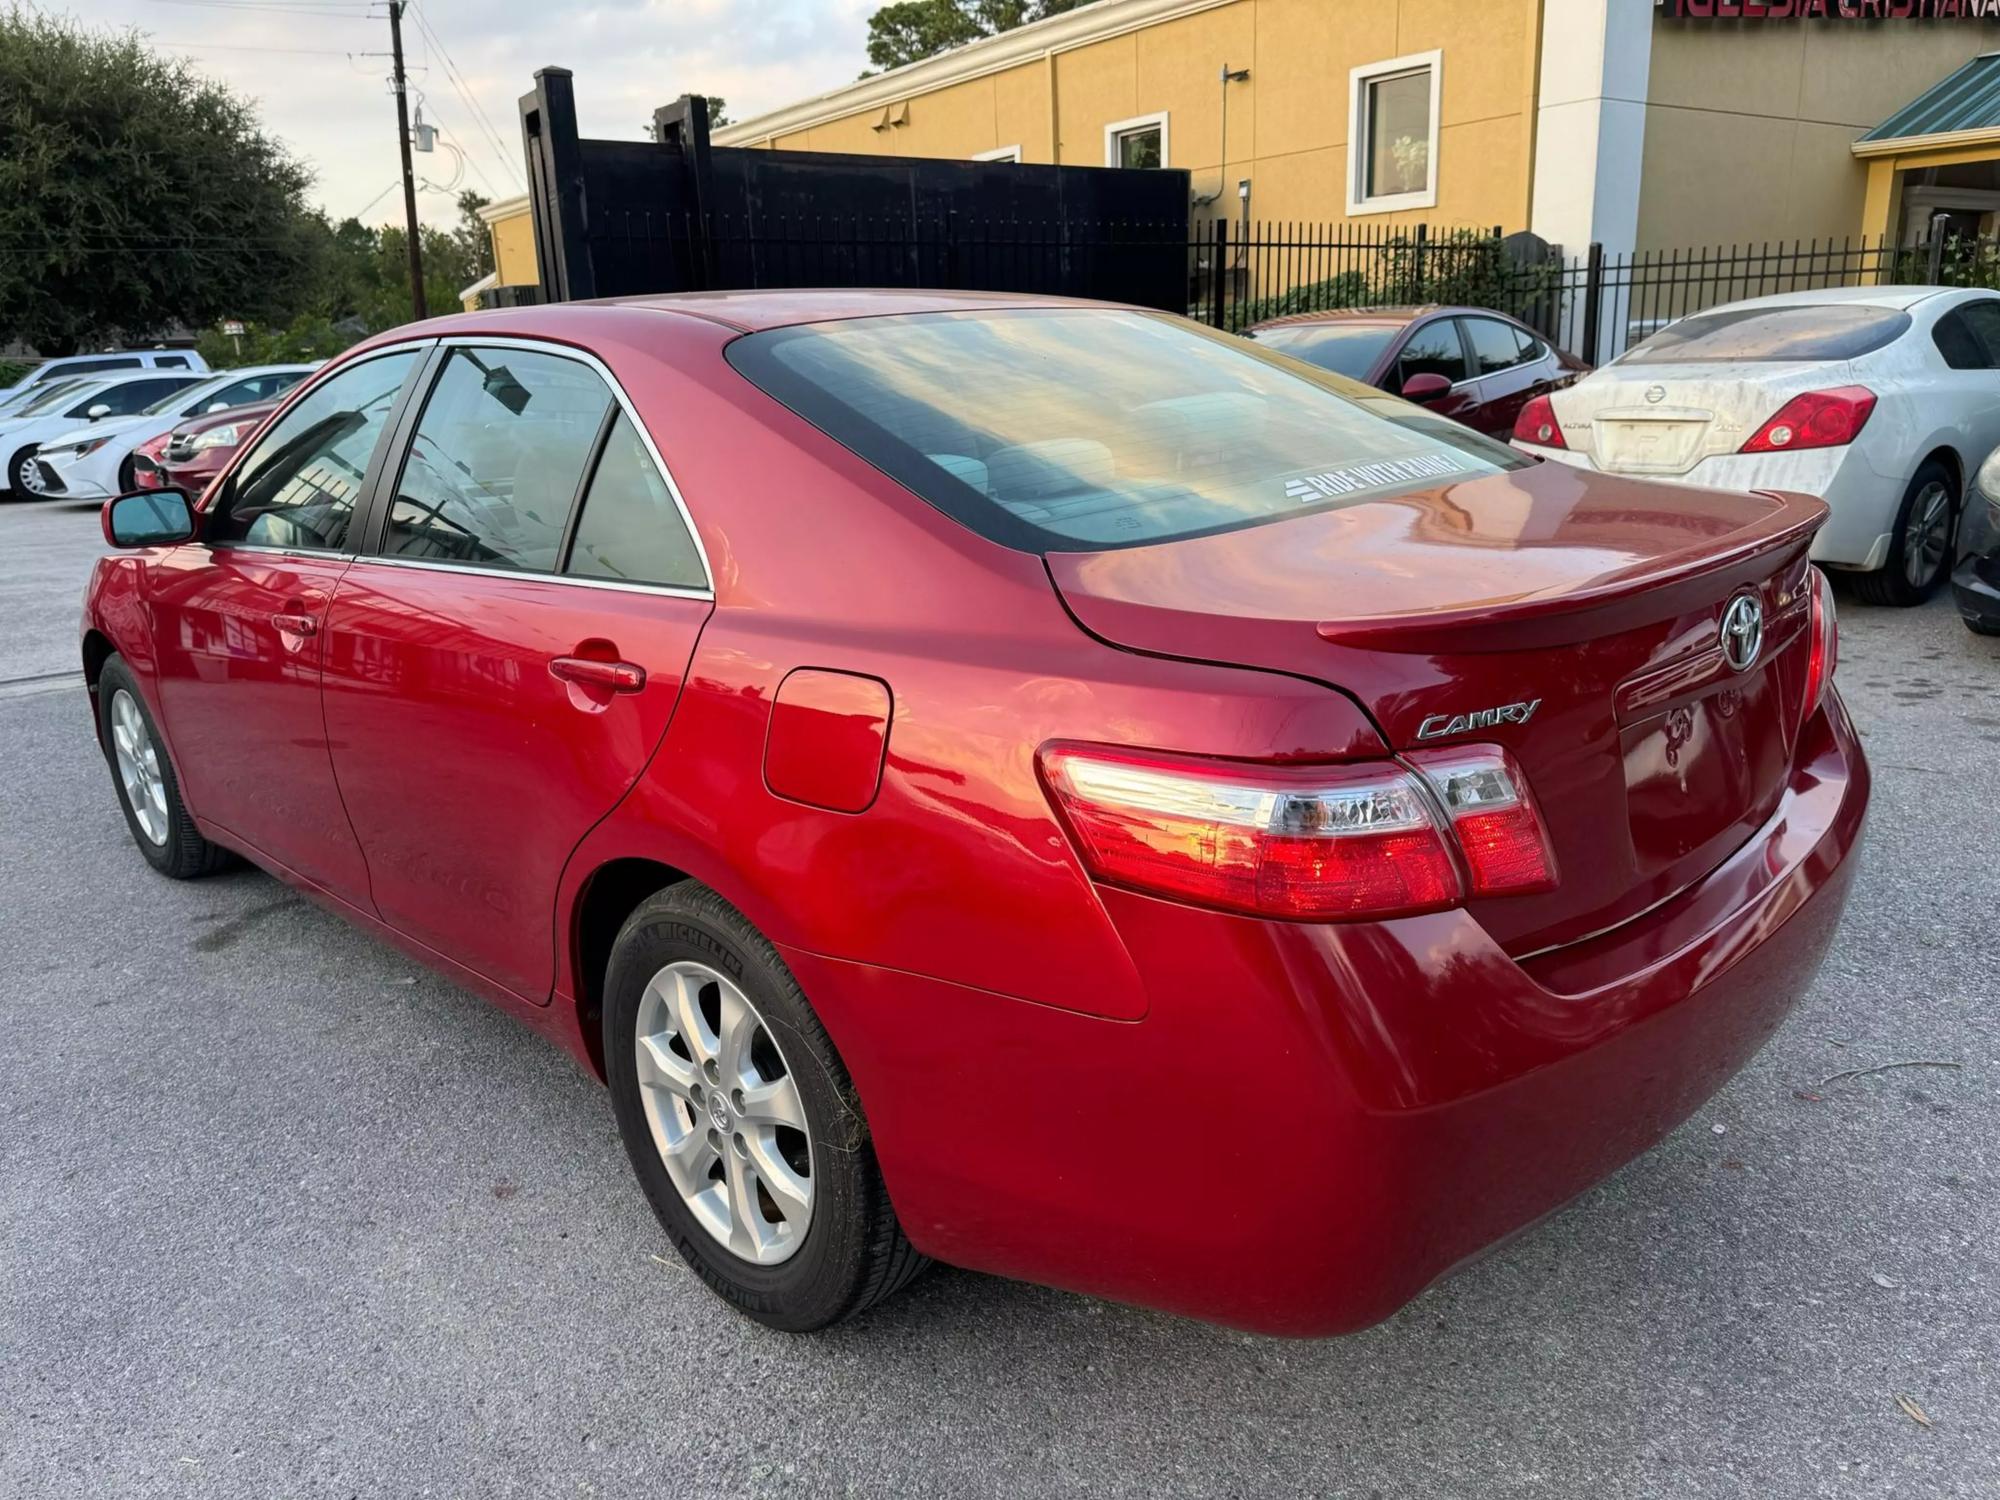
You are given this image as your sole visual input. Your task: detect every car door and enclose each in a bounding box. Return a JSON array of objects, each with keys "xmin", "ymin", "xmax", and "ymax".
[
  {"xmin": 1393, "ymin": 317, "xmax": 1481, "ymax": 426},
  {"xmin": 1460, "ymin": 316, "xmax": 1542, "ymax": 437},
  {"xmin": 320, "ymin": 341, "xmax": 713, "ymax": 1001},
  {"xmin": 147, "ymin": 347, "xmax": 426, "ymax": 898}
]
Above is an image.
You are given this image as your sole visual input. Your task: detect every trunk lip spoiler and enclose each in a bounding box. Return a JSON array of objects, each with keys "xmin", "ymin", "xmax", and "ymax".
[{"xmin": 1313, "ymin": 490, "xmax": 1826, "ymax": 651}]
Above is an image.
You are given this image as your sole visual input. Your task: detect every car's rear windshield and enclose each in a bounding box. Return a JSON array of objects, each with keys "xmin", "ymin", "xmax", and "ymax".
[
  {"xmin": 1248, "ymin": 323, "xmax": 1399, "ymax": 380},
  {"xmin": 726, "ymin": 309, "xmax": 1526, "ymax": 552},
  {"xmin": 1617, "ymin": 304, "xmax": 1911, "ymax": 364}
]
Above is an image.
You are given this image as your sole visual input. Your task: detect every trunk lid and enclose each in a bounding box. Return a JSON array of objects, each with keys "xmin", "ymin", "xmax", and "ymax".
[
  {"xmin": 1551, "ymin": 361, "xmax": 1848, "ymax": 477},
  {"xmin": 1046, "ymin": 461, "xmax": 1826, "ymax": 953}
]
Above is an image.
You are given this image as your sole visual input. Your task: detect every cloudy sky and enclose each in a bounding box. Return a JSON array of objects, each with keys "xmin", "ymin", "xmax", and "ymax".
[{"xmin": 67, "ymin": 0, "xmax": 877, "ymax": 225}]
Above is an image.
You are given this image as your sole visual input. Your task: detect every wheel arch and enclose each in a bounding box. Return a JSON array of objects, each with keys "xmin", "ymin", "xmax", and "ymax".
[{"xmin": 568, "ymin": 856, "xmax": 695, "ymax": 1080}]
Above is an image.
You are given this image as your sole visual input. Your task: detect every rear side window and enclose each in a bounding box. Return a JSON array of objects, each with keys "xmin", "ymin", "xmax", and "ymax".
[
  {"xmin": 155, "ymin": 355, "xmax": 191, "ymax": 369},
  {"xmin": 384, "ymin": 347, "xmax": 612, "ymax": 572},
  {"xmin": 1932, "ymin": 309, "xmax": 1989, "ymax": 370},
  {"xmin": 565, "ymin": 412, "xmax": 706, "ymax": 589},
  {"xmin": 727, "ymin": 308, "xmax": 1527, "ymax": 552},
  {"xmin": 1619, "ymin": 304, "xmax": 1911, "ymax": 364},
  {"xmin": 1464, "ymin": 317, "xmax": 1532, "ymax": 376},
  {"xmin": 1397, "ymin": 320, "xmax": 1468, "ymax": 384},
  {"xmin": 48, "ymin": 357, "xmax": 140, "ymax": 379},
  {"xmin": 210, "ymin": 351, "xmax": 420, "ymax": 552}
]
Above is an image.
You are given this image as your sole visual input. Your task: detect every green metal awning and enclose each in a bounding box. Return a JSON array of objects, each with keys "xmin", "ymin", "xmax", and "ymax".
[{"xmin": 1856, "ymin": 52, "xmax": 2000, "ymax": 156}]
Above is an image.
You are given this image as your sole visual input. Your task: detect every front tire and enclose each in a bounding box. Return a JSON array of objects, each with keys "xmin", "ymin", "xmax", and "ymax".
[
  {"xmin": 604, "ymin": 881, "xmax": 925, "ymax": 1331},
  {"xmin": 1853, "ymin": 460, "xmax": 1957, "ymax": 606},
  {"xmin": 97, "ymin": 655, "xmax": 231, "ymax": 879}
]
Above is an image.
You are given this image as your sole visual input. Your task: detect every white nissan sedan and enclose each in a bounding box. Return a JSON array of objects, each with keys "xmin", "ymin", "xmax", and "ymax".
[{"xmin": 1512, "ymin": 286, "xmax": 2000, "ymax": 605}]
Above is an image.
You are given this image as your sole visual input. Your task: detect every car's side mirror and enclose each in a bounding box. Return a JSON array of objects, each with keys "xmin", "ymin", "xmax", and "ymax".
[
  {"xmin": 206, "ymin": 401, "xmax": 228, "ymax": 412},
  {"xmin": 87, "ymin": 402, "xmax": 113, "ymax": 420},
  {"xmin": 1400, "ymin": 372, "xmax": 1453, "ymax": 404},
  {"xmin": 102, "ymin": 488, "xmax": 197, "ymax": 548}
]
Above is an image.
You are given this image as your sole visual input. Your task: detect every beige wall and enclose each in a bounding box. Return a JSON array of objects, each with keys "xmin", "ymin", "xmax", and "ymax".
[
  {"xmin": 490, "ymin": 211, "xmax": 537, "ymax": 287},
  {"xmin": 1637, "ymin": 20, "xmax": 1995, "ymax": 250},
  {"xmin": 747, "ymin": 0, "xmax": 1544, "ymax": 233}
]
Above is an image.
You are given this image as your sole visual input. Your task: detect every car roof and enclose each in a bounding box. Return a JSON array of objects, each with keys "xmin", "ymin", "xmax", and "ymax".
[
  {"xmin": 1252, "ymin": 305, "xmax": 1441, "ymax": 332},
  {"xmin": 1690, "ymin": 285, "xmax": 1954, "ymax": 317}
]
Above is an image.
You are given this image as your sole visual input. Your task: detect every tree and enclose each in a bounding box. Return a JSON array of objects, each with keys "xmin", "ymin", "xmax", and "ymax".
[
  {"xmin": 0, "ymin": 6, "xmax": 319, "ymax": 354},
  {"xmin": 865, "ymin": 0, "xmax": 1084, "ymax": 72}
]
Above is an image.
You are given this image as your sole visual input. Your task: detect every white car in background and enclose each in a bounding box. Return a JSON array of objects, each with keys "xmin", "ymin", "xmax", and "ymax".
[
  {"xmin": 25, "ymin": 364, "xmax": 317, "ymax": 501},
  {"xmin": 0, "ymin": 347, "xmax": 207, "ymax": 400},
  {"xmin": 1512, "ymin": 286, "xmax": 2000, "ymax": 605},
  {"xmin": 1, "ymin": 371, "xmax": 207, "ymax": 498}
]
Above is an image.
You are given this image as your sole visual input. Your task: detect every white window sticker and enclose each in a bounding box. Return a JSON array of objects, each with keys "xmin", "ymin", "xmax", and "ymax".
[{"xmin": 1283, "ymin": 452, "xmax": 1467, "ymax": 503}]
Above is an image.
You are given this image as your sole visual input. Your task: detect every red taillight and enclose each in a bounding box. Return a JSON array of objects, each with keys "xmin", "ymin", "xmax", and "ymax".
[
  {"xmin": 1514, "ymin": 394, "xmax": 1566, "ymax": 449},
  {"xmin": 1037, "ymin": 742, "xmax": 1557, "ymax": 920},
  {"xmin": 1406, "ymin": 744, "xmax": 1558, "ymax": 896},
  {"xmin": 1802, "ymin": 565, "xmax": 1838, "ymax": 717},
  {"xmin": 1038, "ymin": 746, "xmax": 1461, "ymax": 919},
  {"xmin": 1740, "ymin": 386, "xmax": 1876, "ymax": 454}
]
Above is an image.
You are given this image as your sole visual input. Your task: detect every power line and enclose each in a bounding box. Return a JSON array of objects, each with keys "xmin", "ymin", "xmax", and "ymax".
[{"xmin": 408, "ymin": 4, "xmax": 523, "ymax": 192}]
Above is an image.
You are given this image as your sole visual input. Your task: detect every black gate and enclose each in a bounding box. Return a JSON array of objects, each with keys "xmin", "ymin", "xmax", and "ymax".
[{"xmin": 519, "ymin": 69, "xmax": 1193, "ymax": 309}]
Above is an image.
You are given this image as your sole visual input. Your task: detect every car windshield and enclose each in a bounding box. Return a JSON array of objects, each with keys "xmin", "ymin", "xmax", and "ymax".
[
  {"xmin": 142, "ymin": 376, "xmax": 223, "ymax": 416},
  {"xmin": 1251, "ymin": 323, "xmax": 1401, "ymax": 380},
  {"xmin": 1617, "ymin": 304, "xmax": 1911, "ymax": 364},
  {"xmin": 727, "ymin": 308, "xmax": 1528, "ymax": 551},
  {"xmin": 0, "ymin": 380, "xmax": 76, "ymax": 416},
  {"xmin": 13, "ymin": 379, "xmax": 98, "ymax": 416}
]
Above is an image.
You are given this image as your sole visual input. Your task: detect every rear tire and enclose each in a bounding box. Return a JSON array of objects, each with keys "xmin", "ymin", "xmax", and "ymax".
[
  {"xmin": 1853, "ymin": 460, "xmax": 1956, "ymax": 607},
  {"xmin": 604, "ymin": 881, "xmax": 926, "ymax": 1331},
  {"xmin": 97, "ymin": 655, "xmax": 232, "ymax": 879},
  {"xmin": 6, "ymin": 446, "xmax": 39, "ymax": 501}
]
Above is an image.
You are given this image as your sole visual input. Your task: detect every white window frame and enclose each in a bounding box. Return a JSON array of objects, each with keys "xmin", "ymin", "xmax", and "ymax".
[
  {"xmin": 1347, "ymin": 51, "xmax": 1441, "ymax": 216},
  {"xmin": 1103, "ymin": 111, "xmax": 1170, "ymax": 170},
  {"xmin": 973, "ymin": 144, "xmax": 1022, "ymax": 163}
]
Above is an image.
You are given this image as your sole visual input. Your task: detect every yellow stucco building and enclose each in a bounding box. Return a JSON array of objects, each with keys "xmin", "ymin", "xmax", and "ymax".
[{"xmin": 479, "ymin": 0, "xmax": 2000, "ymax": 300}]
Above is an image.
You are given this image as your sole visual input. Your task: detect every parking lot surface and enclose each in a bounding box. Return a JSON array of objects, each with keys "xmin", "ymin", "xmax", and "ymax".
[{"xmin": 1, "ymin": 496, "xmax": 1995, "ymax": 1498}]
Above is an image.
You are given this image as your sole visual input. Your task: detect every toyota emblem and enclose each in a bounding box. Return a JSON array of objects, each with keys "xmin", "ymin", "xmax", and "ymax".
[{"xmin": 1720, "ymin": 594, "xmax": 1764, "ymax": 673}]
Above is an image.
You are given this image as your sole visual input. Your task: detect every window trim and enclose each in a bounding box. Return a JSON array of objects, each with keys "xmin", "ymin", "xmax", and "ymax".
[
  {"xmin": 1347, "ymin": 50, "xmax": 1441, "ymax": 216},
  {"xmin": 973, "ymin": 144, "xmax": 1022, "ymax": 163},
  {"xmin": 354, "ymin": 334, "xmax": 714, "ymax": 599},
  {"xmin": 1103, "ymin": 111, "xmax": 1170, "ymax": 170}
]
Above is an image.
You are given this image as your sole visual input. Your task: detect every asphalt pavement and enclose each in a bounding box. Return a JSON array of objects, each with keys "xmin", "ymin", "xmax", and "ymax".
[{"xmin": 1, "ymin": 495, "xmax": 1995, "ymax": 1498}]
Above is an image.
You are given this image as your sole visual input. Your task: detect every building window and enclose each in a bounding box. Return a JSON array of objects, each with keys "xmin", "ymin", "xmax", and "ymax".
[
  {"xmin": 1104, "ymin": 112, "xmax": 1169, "ymax": 170},
  {"xmin": 1348, "ymin": 52, "xmax": 1440, "ymax": 215},
  {"xmin": 974, "ymin": 145, "xmax": 1022, "ymax": 163}
]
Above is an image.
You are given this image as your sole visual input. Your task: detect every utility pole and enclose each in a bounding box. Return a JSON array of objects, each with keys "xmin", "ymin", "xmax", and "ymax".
[{"xmin": 388, "ymin": 0, "xmax": 427, "ymax": 320}]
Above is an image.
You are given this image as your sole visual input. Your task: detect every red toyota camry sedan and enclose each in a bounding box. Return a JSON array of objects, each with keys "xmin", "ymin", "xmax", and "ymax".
[{"xmin": 84, "ymin": 292, "xmax": 1867, "ymax": 1336}]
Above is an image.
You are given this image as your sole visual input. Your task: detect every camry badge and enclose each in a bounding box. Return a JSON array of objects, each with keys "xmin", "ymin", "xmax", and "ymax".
[
  {"xmin": 1416, "ymin": 698, "xmax": 1542, "ymax": 742},
  {"xmin": 1720, "ymin": 594, "xmax": 1764, "ymax": 673}
]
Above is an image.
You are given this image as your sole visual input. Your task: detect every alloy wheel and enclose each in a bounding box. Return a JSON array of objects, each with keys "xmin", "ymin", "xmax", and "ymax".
[
  {"xmin": 633, "ymin": 959, "xmax": 814, "ymax": 1265},
  {"xmin": 109, "ymin": 688, "xmax": 168, "ymax": 846},
  {"xmin": 1904, "ymin": 480, "xmax": 1953, "ymax": 589}
]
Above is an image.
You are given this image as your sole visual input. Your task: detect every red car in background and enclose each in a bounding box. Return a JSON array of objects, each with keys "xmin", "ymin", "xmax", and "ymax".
[
  {"xmin": 130, "ymin": 399, "xmax": 280, "ymax": 496},
  {"xmin": 83, "ymin": 293, "xmax": 1864, "ymax": 1336},
  {"xmin": 1249, "ymin": 305, "xmax": 1589, "ymax": 438}
]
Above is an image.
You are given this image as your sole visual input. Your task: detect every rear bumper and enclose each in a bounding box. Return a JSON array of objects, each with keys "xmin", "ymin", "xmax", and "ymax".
[
  {"xmin": 789, "ymin": 693, "xmax": 1869, "ymax": 1335},
  {"xmin": 1521, "ymin": 445, "xmax": 1894, "ymax": 569}
]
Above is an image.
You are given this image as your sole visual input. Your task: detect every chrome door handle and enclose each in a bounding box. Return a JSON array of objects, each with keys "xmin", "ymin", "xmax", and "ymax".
[
  {"xmin": 549, "ymin": 655, "xmax": 645, "ymax": 693},
  {"xmin": 271, "ymin": 611, "xmax": 318, "ymax": 636}
]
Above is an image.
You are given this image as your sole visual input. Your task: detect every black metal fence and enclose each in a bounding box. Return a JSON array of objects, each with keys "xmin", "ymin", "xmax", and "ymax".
[{"xmin": 487, "ymin": 197, "xmax": 2000, "ymax": 367}]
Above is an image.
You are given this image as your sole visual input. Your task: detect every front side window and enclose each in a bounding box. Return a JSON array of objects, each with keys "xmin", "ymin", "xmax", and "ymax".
[
  {"xmin": 728, "ymin": 308, "xmax": 1526, "ymax": 552},
  {"xmin": 1619, "ymin": 304, "xmax": 1912, "ymax": 364},
  {"xmin": 383, "ymin": 347, "xmax": 612, "ymax": 572},
  {"xmin": 565, "ymin": 412, "xmax": 706, "ymax": 589},
  {"xmin": 208, "ymin": 350, "xmax": 419, "ymax": 552},
  {"xmin": 73, "ymin": 378, "xmax": 191, "ymax": 418},
  {"xmin": 1351, "ymin": 53, "xmax": 1438, "ymax": 212},
  {"xmin": 1106, "ymin": 114, "xmax": 1167, "ymax": 170}
]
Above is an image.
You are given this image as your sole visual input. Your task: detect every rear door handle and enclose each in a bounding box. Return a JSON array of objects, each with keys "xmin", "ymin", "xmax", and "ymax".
[{"xmin": 549, "ymin": 655, "xmax": 646, "ymax": 693}]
